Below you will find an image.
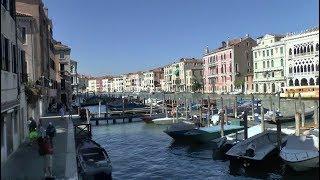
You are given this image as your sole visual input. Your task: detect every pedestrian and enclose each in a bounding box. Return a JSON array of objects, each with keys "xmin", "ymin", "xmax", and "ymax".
[
  {"xmin": 37, "ymin": 118, "xmax": 46, "ymax": 139},
  {"xmin": 28, "ymin": 117, "xmax": 37, "ymax": 132},
  {"xmin": 59, "ymin": 105, "xmax": 65, "ymax": 118},
  {"xmin": 46, "ymin": 122, "xmax": 56, "ymax": 147},
  {"xmin": 38, "ymin": 136, "xmax": 54, "ymax": 178},
  {"xmin": 28, "ymin": 117, "xmax": 37, "ymax": 146}
]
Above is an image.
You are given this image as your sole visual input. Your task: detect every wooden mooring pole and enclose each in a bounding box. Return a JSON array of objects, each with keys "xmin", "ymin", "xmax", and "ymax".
[
  {"xmin": 122, "ymin": 98, "xmax": 125, "ymax": 122},
  {"xmin": 260, "ymin": 103, "xmax": 265, "ymax": 132},
  {"xmin": 251, "ymin": 94, "xmax": 254, "ymax": 121},
  {"xmin": 220, "ymin": 97, "xmax": 224, "ymax": 137},
  {"xmin": 314, "ymin": 101, "xmax": 319, "ymax": 128},
  {"xmin": 301, "ymin": 102, "xmax": 305, "ymax": 128},
  {"xmin": 295, "ymin": 112, "xmax": 301, "ymax": 136},
  {"xmin": 244, "ymin": 109, "xmax": 248, "ymax": 140},
  {"xmin": 207, "ymin": 96, "xmax": 210, "ymax": 126},
  {"xmin": 234, "ymin": 97, "xmax": 237, "ymax": 118}
]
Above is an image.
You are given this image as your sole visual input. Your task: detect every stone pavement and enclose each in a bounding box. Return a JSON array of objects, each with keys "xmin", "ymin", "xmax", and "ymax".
[{"xmin": 1, "ymin": 114, "xmax": 78, "ymax": 180}]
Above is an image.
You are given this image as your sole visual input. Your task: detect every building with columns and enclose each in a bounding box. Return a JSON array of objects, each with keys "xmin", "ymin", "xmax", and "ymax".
[
  {"xmin": 252, "ymin": 34, "xmax": 286, "ymax": 94},
  {"xmin": 283, "ymin": 28, "xmax": 319, "ymax": 87},
  {"xmin": 203, "ymin": 35, "xmax": 257, "ymax": 94},
  {"xmin": 163, "ymin": 58, "xmax": 203, "ymax": 92}
]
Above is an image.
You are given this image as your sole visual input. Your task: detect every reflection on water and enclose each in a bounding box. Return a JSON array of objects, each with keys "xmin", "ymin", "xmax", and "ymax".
[{"xmin": 90, "ymin": 121, "xmax": 318, "ymax": 179}]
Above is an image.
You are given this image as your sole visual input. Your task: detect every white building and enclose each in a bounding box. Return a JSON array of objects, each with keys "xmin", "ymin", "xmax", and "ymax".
[
  {"xmin": 163, "ymin": 58, "xmax": 203, "ymax": 92},
  {"xmin": 113, "ymin": 76, "xmax": 124, "ymax": 92},
  {"xmin": 282, "ymin": 28, "xmax": 319, "ymax": 87},
  {"xmin": 102, "ymin": 78, "xmax": 114, "ymax": 93},
  {"xmin": 142, "ymin": 68, "xmax": 163, "ymax": 92},
  {"xmin": 87, "ymin": 79, "xmax": 97, "ymax": 93},
  {"xmin": 252, "ymin": 34, "xmax": 286, "ymax": 93}
]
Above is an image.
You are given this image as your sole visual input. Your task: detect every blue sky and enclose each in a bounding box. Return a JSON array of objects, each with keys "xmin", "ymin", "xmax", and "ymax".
[{"xmin": 43, "ymin": 0, "xmax": 319, "ymax": 76}]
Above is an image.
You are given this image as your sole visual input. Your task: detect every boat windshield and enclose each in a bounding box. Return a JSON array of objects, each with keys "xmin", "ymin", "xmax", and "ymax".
[{"xmin": 81, "ymin": 148, "xmax": 106, "ymax": 162}]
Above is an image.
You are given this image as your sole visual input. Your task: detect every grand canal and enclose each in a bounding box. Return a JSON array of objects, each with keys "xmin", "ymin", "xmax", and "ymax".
[{"xmin": 82, "ymin": 94, "xmax": 319, "ymax": 179}]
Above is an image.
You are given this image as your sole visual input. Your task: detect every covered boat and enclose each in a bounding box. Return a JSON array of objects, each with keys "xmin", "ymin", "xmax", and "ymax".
[
  {"xmin": 226, "ymin": 130, "xmax": 289, "ymax": 168},
  {"xmin": 164, "ymin": 121, "xmax": 196, "ymax": 140},
  {"xmin": 77, "ymin": 139, "xmax": 112, "ymax": 179},
  {"xmin": 280, "ymin": 129, "xmax": 319, "ymax": 172}
]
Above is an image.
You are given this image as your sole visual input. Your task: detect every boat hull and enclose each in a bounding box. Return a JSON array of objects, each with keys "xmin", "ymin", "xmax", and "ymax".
[
  {"xmin": 283, "ymin": 157, "xmax": 319, "ymax": 172},
  {"xmin": 153, "ymin": 117, "xmax": 184, "ymax": 125}
]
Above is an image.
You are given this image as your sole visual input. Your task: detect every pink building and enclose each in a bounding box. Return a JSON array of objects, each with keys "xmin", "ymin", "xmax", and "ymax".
[{"xmin": 203, "ymin": 35, "xmax": 257, "ymax": 94}]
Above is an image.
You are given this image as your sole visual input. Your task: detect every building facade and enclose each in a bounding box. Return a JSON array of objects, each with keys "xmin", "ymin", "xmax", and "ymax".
[
  {"xmin": 203, "ymin": 36, "xmax": 257, "ymax": 94},
  {"xmin": 283, "ymin": 28, "xmax": 319, "ymax": 87},
  {"xmin": 252, "ymin": 34, "xmax": 286, "ymax": 93},
  {"xmin": 142, "ymin": 68, "xmax": 164, "ymax": 92},
  {"xmin": 113, "ymin": 76, "xmax": 124, "ymax": 92},
  {"xmin": 164, "ymin": 58, "xmax": 203, "ymax": 92},
  {"xmin": 1, "ymin": 0, "xmax": 28, "ymax": 166},
  {"xmin": 70, "ymin": 59, "xmax": 78, "ymax": 96},
  {"xmin": 244, "ymin": 73, "xmax": 254, "ymax": 94}
]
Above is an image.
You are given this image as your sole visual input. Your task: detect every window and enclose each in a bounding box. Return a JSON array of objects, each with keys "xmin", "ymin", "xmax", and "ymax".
[
  {"xmin": 267, "ymin": 61, "xmax": 269, "ymax": 68},
  {"xmin": 263, "ymin": 61, "xmax": 265, "ymax": 68},
  {"xmin": 60, "ymin": 52, "xmax": 64, "ymax": 59},
  {"xmin": 255, "ymin": 62, "xmax": 257, "ymax": 69},
  {"xmin": 289, "ymin": 67, "xmax": 292, "ymax": 73},
  {"xmin": 230, "ymin": 52, "xmax": 232, "ymax": 58},
  {"xmin": 235, "ymin": 64, "xmax": 239, "ymax": 72},
  {"xmin": 21, "ymin": 27, "xmax": 26, "ymax": 44},
  {"xmin": 267, "ymin": 50, "xmax": 269, "ymax": 56},
  {"xmin": 12, "ymin": 44, "xmax": 17, "ymax": 73},
  {"xmin": 280, "ymin": 47, "xmax": 283, "ymax": 54},
  {"xmin": 271, "ymin": 60, "xmax": 274, "ymax": 67},
  {"xmin": 246, "ymin": 52, "xmax": 249, "ymax": 60},
  {"xmin": 262, "ymin": 51, "xmax": 265, "ymax": 57},
  {"xmin": 271, "ymin": 72, "xmax": 274, "ymax": 77},
  {"xmin": 271, "ymin": 49, "xmax": 273, "ymax": 56},
  {"xmin": 294, "ymin": 48, "xmax": 296, "ymax": 54},
  {"xmin": 1, "ymin": 36, "xmax": 10, "ymax": 71},
  {"xmin": 248, "ymin": 62, "xmax": 250, "ymax": 67},
  {"xmin": 254, "ymin": 52, "xmax": 257, "ymax": 58},
  {"xmin": 316, "ymin": 43, "xmax": 319, "ymax": 51},
  {"xmin": 280, "ymin": 59, "xmax": 283, "ymax": 66},
  {"xmin": 224, "ymin": 54, "xmax": 226, "ymax": 59}
]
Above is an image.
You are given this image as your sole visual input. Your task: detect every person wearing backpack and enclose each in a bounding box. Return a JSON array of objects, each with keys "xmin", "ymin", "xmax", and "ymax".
[{"xmin": 46, "ymin": 122, "xmax": 56, "ymax": 147}]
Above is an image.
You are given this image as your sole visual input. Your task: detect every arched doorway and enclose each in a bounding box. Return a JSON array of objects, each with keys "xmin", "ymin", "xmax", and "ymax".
[
  {"xmin": 294, "ymin": 79, "xmax": 299, "ymax": 86},
  {"xmin": 263, "ymin": 84, "xmax": 267, "ymax": 93},
  {"xmin": 301, "ymin": 78, "xmax": 308, "ymax": 86},
  {"xmin": 309, "ymin": 78, "xmax": 315, "ymax": 85},
  {"xmin": 272, "ymin": 83, "xmax": 275, "ymax": 93},
  {"xmin": 289, "ymin": 79, "xmax": 293, "ymax": 86}
]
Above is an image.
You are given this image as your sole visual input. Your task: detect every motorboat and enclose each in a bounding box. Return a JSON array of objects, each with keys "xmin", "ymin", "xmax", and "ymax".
[
  {"xmin": 77, "ymin": 139, "xmax": 112, "ymax": 179},
  {"xmin": 141, "ymin": 113, "xmax": 166, "ymax": 123},
  {"xmin": 152, "ymin": 117, "xmax": 185, "ymax": 125},
  {"xmin": 280, "ymin": 129, "xmax": 319, "ymax": 172},
  {"xmin": 226, "ymin": 130, "xmax": 291, "ymax": 168},
  {"xmin": 164, "ymin": 121, "xmax": 196, "ymax": 140},
  {"xmin": 264, "ymin": 110, "xmax": 314, "ymax": 124}
]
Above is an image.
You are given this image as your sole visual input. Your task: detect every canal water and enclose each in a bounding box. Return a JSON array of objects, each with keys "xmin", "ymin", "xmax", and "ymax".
[{"xmin": 82, "ymin": 95, "xmax": 319, "ymax": 179}]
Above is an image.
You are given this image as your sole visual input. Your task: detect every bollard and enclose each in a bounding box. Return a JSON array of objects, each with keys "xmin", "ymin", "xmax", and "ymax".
[
  {"xmin": 98, "ymin": 101, "xmax": 101, "ymax": 118},
  {"xmin": 220, "ymin": 108, "xmax": 225, "ymax": 137},
  {"xmin": 276, "ymin": 118, "xmax": 281, "ymax": 150},
  {"xmin": 251, "ymin": 94, "xmax": 254, "ymax": 121},
  {"xmin": 301, "ymin": 102, "xmax": 305, "ymax": 128},
  {"xmin": 243, "ymin": 110, "xmax": 248, "ymax": 140},
  {"xmin": 234, "ymin": 97, "xmax": 237, "ymax": 118},
  {"xmin": 295, "ymin": 112, "xmax": 301, "ymax": 136},
  {"xmin": 261, "ymin": 104, "xmax": 265, "ymax": 132},
  {"xmin": 314, "ymin": 101, "xmax": 319, "ymax": 128}
]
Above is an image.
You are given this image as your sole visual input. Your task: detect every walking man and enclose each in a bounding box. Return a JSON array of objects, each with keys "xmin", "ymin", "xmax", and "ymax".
[
  {"xmin": 38, "ymin": 136, "xmax": 54, "ymax": 178},
  {"xmin": 46, "ymin": 122, "xmax": 56, "ymax": 147}
]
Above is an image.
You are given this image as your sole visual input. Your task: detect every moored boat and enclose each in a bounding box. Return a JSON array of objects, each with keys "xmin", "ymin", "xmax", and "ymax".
[
  {"xmin": 280, "ymin": 129, "xmax": 319, "ymax": 172},
  {"xmin": 152, "ymin": 117, "xmax": 185, "ymax": 125},
  {"xmin": 141, "ymin": 113, "xmax": 166, "ymax": 123},
  {"xmin": 164, "ymin": 121, "xmax": 196, "ymax": 140},
  {"xmin": 77, "ymin": 139, "xmax": 112, "ymax": 179}
]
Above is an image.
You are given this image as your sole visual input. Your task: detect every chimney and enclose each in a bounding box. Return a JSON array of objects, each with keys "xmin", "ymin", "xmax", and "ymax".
[
  {"xmin": 44, "ymin": 7, "xmax": 48, "ymax": 17},
  {"xmin": 221, "ymin": 41, "xmax": 226, "ymax": 47},
  {"xmin": 205, "ymin": 45, "xmax": 209, "ymax": 54}
]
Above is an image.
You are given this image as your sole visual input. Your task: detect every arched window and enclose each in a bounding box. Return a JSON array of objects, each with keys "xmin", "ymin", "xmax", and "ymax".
[
  {"xmin": 255, "ymin": 84, "xmax": 259, "ymax": 92},
  {"xmin": 308, "ymin": 64, "xmax": 311, "ymax": 72},
  {"xmin": 289, "ymin": 48, "xmax": 292, "ymax": 55},
  {"xmin": 301, "ymin": 78, "xmax": 308, "ymax": 86},
  {"xmin": 300, "ymin": 65, "xmax": 303, "ymax": 72},
  {"xmin": 310, "ymin": 78, "xmax": 315, "ymax": 85},
  {"xmin": 307, "ymin": 45, "xmax": 310, "ymax": 52},
  {"xmin": 311, "ymin": 64, "xmax": 314, "ymax": 71},
  {"xmin": 224, "ymin": 53, "xmax": 226, "ymax": 59},
  {"xmin": 281, "ymin": 82, "xmax": 285, "ymax": 87},
  {"xmin": 297, "ymin": 48, "xmax": 300, "ymax": 54},
  {"xmin": 294, "ymin": 48, "xmax": 296, "ymax": 54},
  {"xmin": 267, "ymin": 61, "xmax": 270, "ymax": 68},
  {"xmin": 294, "ymin": 79, "xmax": 299, "ymax": 86},
  {"xmin": 304, "ymin": 65, "xmax": 307, "ymax": 72},
  {"xmin": 271, "ymin": 60, "xmax": 274, "ymax": 67},
  {"xmin": 297, "ymin": 66, "xmax": 300, "ymax": 73},
  {"xmin": 289, "ymin": 67, "xmax": 292, "ymax": 73},
  {"xmin": 263, "ymin": 84, "xmax": 267, "ymax": 93},
  {"xmin": 304, "ymin": 46, "xmax": 306, "ymax": 53},
  {"xmin": 263, "ymin": 61, "xmax": 265, "ymax": 68},
  {"xmin": 272, "ymin": 83, "xmax": 275, "ymax": 93},
  {"xmin": 289, "ymin": 79, "xmax": 293, "ymax": 86},
  {"xmin": 311, "ymin": 45, "xmax": 314, "ymax": 52},
  {"xmin": 294, "ymin": 67, "xmax": 296, "ymax": 73},
  {"xmin": 280, "ymin": 59, "xmax": 284, "ymax": 66},
  {"xmin": 221, "ymin": 54, "xmax": 223, "ymax": 59},
  {"xmin": 316, "ymin": 43, "xmax": 319, "ymax": 51},
  {"xmin": 229, "ymin": 52, "xmax": 232, "ymax": 58},
  {"xmin": 300, "ymin": 47, "xmax": 303, "ymax": 53},
  {"xmin": 229, "ymin": 65, "xmax": 232, "ymax": 72},
  {"xmin": 221, "ymin": 66, "xmax": 223, "ymax": 73}
]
